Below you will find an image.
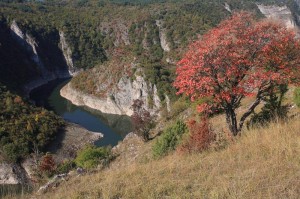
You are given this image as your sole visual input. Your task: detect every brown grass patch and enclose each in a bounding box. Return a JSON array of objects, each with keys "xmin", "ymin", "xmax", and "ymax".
[{"xmin": 25, "ymin": 117, "xmax": 300, "ymax": 199}]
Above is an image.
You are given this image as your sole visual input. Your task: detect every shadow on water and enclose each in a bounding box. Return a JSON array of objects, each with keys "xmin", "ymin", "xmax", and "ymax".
[{"xmin": 30, "ymin": 79, "xmax": 133, "ymax": 147}]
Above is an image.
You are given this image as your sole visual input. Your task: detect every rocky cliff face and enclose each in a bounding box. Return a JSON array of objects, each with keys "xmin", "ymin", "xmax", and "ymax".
[
  {"xmin": 10, "ymin": 21, "xmax": 45, "ymax": 71},
  {"xmin": 61, "ymin": 73, "xmax": 161, "ymax": 116},
  {"xmin": 59, "ymin": 31, "xmax": 76, "ymax": 75},
  {"xmin": 257, "ymin": 4, "xmax": 298, "ymax": 30},
  {"xmin": 0, "ymin": 163, "xmax": 29, "ymax": 185},
  {"xmin": 9, "ymin": 21, "xmax": 72, "ymax": 94},
  {"xmin": 156, "ymin": 20, "xmax": 171, "ymax": 52},
  {"xmin": 0, "ymin": 164, "xmax": 20, "ymax": 184}
]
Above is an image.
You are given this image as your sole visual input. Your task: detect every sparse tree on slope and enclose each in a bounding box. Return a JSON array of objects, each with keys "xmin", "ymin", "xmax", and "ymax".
[
  {"xmin": 174, "ymin": 12, "xmax": 300, "ymax": 135},
  {"xmin": 131, "ymin": 99, "xmax": 154, "ymax": 141}
]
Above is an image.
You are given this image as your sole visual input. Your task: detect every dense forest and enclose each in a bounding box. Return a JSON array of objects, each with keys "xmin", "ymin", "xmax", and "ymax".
[{"xmin": 0, "ymin": 83, "xmax": 64, "ymax": 162}]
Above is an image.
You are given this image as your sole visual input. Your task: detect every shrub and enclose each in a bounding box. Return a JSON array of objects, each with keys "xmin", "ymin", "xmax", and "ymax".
[
  {"xmin": 39, "ymin": 153, "xmax": 56, "ymax": 177},
  {"xmin": 131, "ymin": 99, "xmax": 155, "ymax": 141},
  {"xmin": 152, "ymin": 120, "xmax": 188, "ymax": 158},
  {"xmin": 75, "ymin": 145, "xmax": 112, "ymax": 169},
  {"xmin": 179, "ymin": 117, "xmax": 214, "ymax": 153},
  {"xmin": 294, "ymin": 87, "xmax": 300, "ymax": 108},
  {"xmin": 57, "ymin": 160, "xmax": 76, "ymax": 174}
]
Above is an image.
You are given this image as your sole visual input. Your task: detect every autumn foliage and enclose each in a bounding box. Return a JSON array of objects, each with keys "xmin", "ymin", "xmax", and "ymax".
[
  {"xmin": 174, "ymin": 12, "xmax": 300, "ymax": 135},
  {"xmin": 39, "ymin": 153, "xmax": 56, "ymax": 177},
  {"xmin": 179, "ymin": 118, "xmax": 214, "ymax": 153}
]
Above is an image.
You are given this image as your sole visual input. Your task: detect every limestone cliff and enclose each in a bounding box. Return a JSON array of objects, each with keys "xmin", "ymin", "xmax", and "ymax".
[
  {"xmin": 0, "ymin": 163, "xmax": 30, "ymax": 185},
  {"xmin": 10, "ymin": 21, "xmax": 72, "ymax": 94},
  {"xmin": 257, "ymin": 4, "xmax": 298, "ymax": 30},
  {"xmin": 0, "ymin": 164, "xmax": 22, "ymax": 185},
  {"xmin": 156, "ymin": 20, "xmax": 170, "ymax": 52},
  {"xmin": 61, "ymin": 73, "xmax": 161, "ymax": 116},
  {"xmin": 59, "ymin": 31, "xmax": 76, "ymax": 75}
]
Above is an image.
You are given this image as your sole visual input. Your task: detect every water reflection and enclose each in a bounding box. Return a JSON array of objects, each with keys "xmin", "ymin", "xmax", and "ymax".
[{"xmin": 30, "ymin": 79, "xmax": 132, "ymax": 147}]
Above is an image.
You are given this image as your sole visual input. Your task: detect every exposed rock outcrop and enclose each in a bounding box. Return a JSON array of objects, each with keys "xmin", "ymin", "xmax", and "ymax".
[
  {"xmin": 37, "ymin": 174, "xmax": 68, "ymax": 194},
  {"xmin": 10, "ymin": 21, "xmax": 48, "ymax": 76},
  {"xmin": 47, "ymin": 123, "xmax": 103, "ymax": 162},
  {"xmin": 165, "ymin": 94, "xmax": 171, "ymax": 113},
  {"xmin": 61, "ymin": 74, "xmax": 161, "ymax": 116},
  {"xmin": 60, "ymin": 83, "xmax": 124, "ymax": 115},
  {"xmin": 0, "ymin": 164, "xmax": 20, "ymax": 184},
  {"xmin": 224, "ymin": 2, "xmax": 232, "ymax": 13},
  {"xmin": 10, "ymin": 21, "xmax": 71, "ymax": 94},
  {"xmin": 59, "ymin": 31, "xmax": 76, "ymax": 75},
  {"xmin": 0, "ymin": 164, "xmax": 30, "ymax": 185},
  {"xmin": 156, "ymin": 20, "xmax": 171, "ymax": 52},
  {"xmin": 257, "ymin": 4, "xmax": 298, "ymax": 30}
]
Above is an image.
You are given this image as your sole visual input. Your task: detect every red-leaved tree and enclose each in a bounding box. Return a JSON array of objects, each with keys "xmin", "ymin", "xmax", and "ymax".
[{"xmin": 174, "ymin": 12, "xmax": 300, "ymax": 135}]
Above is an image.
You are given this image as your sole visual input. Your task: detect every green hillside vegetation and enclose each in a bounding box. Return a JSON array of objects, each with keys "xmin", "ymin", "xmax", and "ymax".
[
  {"xmin": 0, "ymin": 84, "xmax": 64, "ymax": 163},
  {"xmin": 2, "ymin": 0, "xmax": 297, "ymax": 100}
]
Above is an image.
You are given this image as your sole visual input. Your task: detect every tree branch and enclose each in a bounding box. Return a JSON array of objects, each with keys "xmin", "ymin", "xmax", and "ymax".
[{"xmin": 237, "ymin": 91, "xmax": 262, "ymax": 132}]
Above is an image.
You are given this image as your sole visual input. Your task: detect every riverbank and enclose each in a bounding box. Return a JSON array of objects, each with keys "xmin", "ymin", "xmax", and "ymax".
[
  {"xmin": 60, "ymin": 82, "xmax": 124, "ymax": 115},
  {"xmin": 30, "ymin": 79, "xmax": 132, "ymax": 147},
  {"xmin": 47, "ymin": 123, "xmax": 103, "ymax": 162}
]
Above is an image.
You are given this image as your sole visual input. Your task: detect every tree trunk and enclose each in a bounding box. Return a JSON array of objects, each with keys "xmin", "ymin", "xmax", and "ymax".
[
  {"xmin": 238, "ymin": 96, "xmax": 261, "ymax": 132},
  {"xmin": 226, "ymin": 107, "xmax": 238, "ymax": 136}
]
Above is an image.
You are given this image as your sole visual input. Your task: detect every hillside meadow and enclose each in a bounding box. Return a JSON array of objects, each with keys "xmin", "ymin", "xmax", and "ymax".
[{"xmin": 7, "ymin": 114, "xmax": 298, "ymax": 199}]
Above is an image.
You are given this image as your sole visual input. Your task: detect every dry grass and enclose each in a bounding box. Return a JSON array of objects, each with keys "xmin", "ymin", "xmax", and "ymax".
[{"xmin": 26, "ymin": 116, "xmax": 300, "ymax": 199}]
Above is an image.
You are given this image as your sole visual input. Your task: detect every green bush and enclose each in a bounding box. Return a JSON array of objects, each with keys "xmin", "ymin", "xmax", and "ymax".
[
  {"xmin": 152, "ymin": 121, "xmax": 188, "ymax": 158},
  {"xmin": 57, "ymin": 160, "xmax": 76, "ymax": 174},
  {"xmin": 294, "ymin": 87, "xmax": 300, "ymax": 108},
  {"xmin": 75, "ymin": 145, "xmax": 112, "ymax": 169}
]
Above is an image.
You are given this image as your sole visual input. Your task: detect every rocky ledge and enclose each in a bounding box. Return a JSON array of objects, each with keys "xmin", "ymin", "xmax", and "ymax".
[
  {"xmin": 60, "ymin": 74, "xmax": 162, "ymax": 116},
  {"xmin": 46, "ymin": 123, "xmax": 103, "ymax": 162},
  {"xmin": 60, "ymin": 82, "xmax": 124, "ymax": 115}
]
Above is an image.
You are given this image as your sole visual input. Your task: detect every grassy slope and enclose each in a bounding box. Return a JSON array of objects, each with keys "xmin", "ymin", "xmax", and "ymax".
[{"xmin": 33, "ymin": 115, "xmax": 300, "ymax": 199}]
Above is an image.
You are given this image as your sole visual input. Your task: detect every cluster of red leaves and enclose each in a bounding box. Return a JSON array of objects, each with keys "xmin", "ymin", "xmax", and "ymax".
[
  {"xmin": 39, "ymin": 153, "xmax": 56, "ymax": 175},
  {"xmin": 174, "ymin": 11, "xmax": 300, "ymax": 113},
  {"xmin": 178, "ymin": 117, "xmax": 214, "ymax": 153}
]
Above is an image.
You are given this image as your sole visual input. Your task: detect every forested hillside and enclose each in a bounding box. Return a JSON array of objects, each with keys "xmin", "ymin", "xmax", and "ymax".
[
  {"xmin": 1, "ymin": 0, "xmax": 299, "ymax": 158},
  {"xmin": 0, "ymin": 83, "xmax": 64, "ymax": 163},
  {"xmin": 1, "ymin": 0, "xmax": 297, "ymax": 96},
  {"xmin": 2, "ymin": 0, "xmax": 300, "ymax": 198}
]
